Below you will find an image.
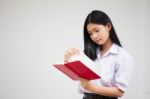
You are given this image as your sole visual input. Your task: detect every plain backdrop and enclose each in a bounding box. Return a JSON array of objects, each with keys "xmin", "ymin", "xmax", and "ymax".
[{"xmin": 0, "ymin": 0, "xmax": 150, "ymax": 99}]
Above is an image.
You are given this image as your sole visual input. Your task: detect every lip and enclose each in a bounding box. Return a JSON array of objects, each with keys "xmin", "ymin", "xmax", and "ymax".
[{"xmin": 95, "ymin": 39, "xmax": 101, "ymax": 42}]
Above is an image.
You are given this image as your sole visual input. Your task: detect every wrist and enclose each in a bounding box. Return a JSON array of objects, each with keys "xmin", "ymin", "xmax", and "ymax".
[{"xmin": 88, "ymin": 83, "xmax": 97, "ymax": 93}]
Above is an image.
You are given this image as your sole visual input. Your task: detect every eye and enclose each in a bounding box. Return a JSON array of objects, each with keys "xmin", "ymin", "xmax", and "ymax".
[
  {"xmin": 95, "ymin": 29, "xmax": 100, "ymax": 33},
  {"xmin": 88, "ymin": 32, "xmax": 92, "ymax": 36}
]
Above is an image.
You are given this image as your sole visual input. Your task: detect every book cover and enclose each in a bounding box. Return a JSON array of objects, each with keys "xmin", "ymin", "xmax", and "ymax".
[{"xmin": 53, "ymin": 53, "xmax": 101, "ymax": 80}]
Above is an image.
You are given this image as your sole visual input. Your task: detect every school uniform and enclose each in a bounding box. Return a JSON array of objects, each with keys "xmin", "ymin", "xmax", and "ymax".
[{"xmin": 79, "ymin": 44, "xmax": 133, "ymax": 99}]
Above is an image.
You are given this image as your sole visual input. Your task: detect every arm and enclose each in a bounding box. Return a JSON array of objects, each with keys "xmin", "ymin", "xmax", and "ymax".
[
  {"xmin": 80, "ymin": 51, "xmax": 133, "ymax": 97},
  {"xmin": 90, "ymin": 84, "xmax": 124, "ymax": 97},
  {"xmin": 80, "ymin": 78, "xmax": 124, "ymax": 97}
]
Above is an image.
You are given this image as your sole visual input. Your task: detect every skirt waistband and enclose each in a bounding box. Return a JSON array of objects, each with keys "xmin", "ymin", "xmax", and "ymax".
[{"xmin": 83, "ymin": 93, "xmax": 118, "ymax": 99}]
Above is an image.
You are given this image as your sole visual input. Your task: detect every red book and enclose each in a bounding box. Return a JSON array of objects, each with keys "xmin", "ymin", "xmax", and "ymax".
[{"xmin": 53, "ymin": 53, "xmax": 101, "ymax": 80}]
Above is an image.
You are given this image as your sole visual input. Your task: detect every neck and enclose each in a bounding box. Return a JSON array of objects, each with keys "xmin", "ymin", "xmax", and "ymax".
[{"xmin": 101, "ymin": 38, "xmax": 112, "ymax": 52}]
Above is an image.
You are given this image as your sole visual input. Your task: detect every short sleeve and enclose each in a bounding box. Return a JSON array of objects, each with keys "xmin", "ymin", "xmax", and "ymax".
[{"xmin": 115, "ymin": 52, "xmax": 133, "ymax": 92}]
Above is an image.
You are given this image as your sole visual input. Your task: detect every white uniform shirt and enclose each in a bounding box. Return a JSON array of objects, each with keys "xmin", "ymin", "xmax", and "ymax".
[{"xmin": 79, "ymin": 44, "xmax": 133, "ymax": 93}]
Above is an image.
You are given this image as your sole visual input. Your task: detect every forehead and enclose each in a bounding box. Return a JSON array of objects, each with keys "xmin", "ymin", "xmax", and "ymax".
[{"xmin": 87, "ymin": 23, "xmax": 103, "ymax": 32}]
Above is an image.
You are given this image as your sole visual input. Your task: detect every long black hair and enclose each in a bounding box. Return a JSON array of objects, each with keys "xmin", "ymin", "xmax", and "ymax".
[{"xmin": 84, "ymin": 10, "xmax": 122, "ymax": 60}]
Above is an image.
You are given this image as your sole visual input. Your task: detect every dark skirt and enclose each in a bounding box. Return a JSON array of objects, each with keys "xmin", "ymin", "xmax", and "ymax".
[{"xmin": 83, "ymin": 93, "xmax": 118, "ymax": 99}]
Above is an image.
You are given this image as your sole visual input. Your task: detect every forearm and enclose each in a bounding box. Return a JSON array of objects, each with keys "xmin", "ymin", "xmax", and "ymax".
[
  {"xmin": 80, "ymin": 78, "xmax": 124, "ymax": 97},
  {"xmin": 90, "ymin": 85, "xmax": 124, "ymax": 97}
]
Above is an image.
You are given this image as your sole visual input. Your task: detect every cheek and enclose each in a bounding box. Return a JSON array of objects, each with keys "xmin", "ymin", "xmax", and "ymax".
[
  {"xmin": 90, "ymin": 36, "xmax": 95, "ymax": 41},
  {"xmin": 100, "ymin": 30, "xmax": 109, "ymax": 39},
  {"xmin": 105, "ymin": 32, "xmax": 110, "ymax": 39}
]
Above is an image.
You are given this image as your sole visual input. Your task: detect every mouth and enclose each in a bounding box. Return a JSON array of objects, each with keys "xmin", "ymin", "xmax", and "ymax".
[{"xmin": 95, "ymin": 39, "xmax": 101, "ymax": 42}]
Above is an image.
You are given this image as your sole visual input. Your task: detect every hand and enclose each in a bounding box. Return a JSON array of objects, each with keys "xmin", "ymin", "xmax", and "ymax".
[
  {"xmin": 64, "ymin": 48, "xmax": 80, "ymax": 63},
  {"xmin": 79, "ymin": 78, "xmax": 94, "ymax": 91}
]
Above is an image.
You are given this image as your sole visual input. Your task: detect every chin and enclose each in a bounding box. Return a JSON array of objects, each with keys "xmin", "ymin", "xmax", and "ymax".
[{"xmin": 96, "ymin": 42, "xmax": 104, "ymax": 45}]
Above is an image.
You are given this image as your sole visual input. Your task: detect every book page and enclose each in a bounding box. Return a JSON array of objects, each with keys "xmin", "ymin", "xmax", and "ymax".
[{"xmin": 68, "ymin": 52, "xmax": 100, "ymax": 76}]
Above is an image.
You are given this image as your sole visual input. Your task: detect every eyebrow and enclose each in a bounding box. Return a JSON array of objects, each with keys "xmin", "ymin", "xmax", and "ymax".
[{"xmin": 88, "ymin": 27, "xmax": 99, "ymax": 33}]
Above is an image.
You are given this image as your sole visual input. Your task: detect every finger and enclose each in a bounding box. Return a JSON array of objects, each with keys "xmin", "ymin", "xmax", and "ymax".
[
  {"xmin": 64, "ymin": 54, "xmax": 71, "ymax": 62},
  {"xmin": 72, "ymin": 48, "xmax": 80, "ymax": 54},
  {"xmin": 66, "ymin": 49, "xmax": 75, "ymax": 55},
  {"xmin": 79, "ymin": 77, "xmax": 85, "ymax": 81},
  {"xmin": 65, "ymin": 49, "xmax": 78, "ymax": 57},
  {"xmin": 64, "ymin": 48, "xmax": 80, "ymax": 62}
]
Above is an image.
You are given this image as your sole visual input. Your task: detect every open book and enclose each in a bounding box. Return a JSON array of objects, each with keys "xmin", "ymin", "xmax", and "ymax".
[{"xmin": 53, "ymin": 53, "xmax": 101, "ymax": 80}]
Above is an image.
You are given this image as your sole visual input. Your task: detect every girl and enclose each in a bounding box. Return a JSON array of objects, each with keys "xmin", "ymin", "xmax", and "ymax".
[{"xmin": 64, "ymin": 10, "xmax": 133, "ymax": 99}]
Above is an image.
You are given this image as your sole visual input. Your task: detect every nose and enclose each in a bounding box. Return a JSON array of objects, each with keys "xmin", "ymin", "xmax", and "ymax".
[{"xmin": 92, "ymin": 33, "xmax": 98, "ymax": 40}]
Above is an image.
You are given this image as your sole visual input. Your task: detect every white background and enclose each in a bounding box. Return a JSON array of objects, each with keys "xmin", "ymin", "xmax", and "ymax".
[{"xmin": 0, "ymin": 0, "xmax": 149, "ymax": 99}]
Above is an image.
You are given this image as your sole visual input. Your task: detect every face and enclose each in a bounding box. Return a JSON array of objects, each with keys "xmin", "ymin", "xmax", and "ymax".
[{"xmin": 87, "ymin": 23, "xmax": 111, "ymax": 45}]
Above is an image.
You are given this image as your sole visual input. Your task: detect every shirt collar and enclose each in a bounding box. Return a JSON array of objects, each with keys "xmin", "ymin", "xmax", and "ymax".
[
  {"xmin": 97, "ymin": 43, "xmax": 119, "ymax": 58},
  {"xmin": 108, "ymin": 43, "xmax": 119, "ymax": 55}
]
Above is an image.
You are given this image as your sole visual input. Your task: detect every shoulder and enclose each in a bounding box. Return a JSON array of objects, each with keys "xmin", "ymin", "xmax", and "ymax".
[
  {"xmin": 114, "ymin": 44, "xmax": 133, "ymax": 65},
  {"xmin": 114, "ymin": 45, "xmax": 134, "ymax": 77},
  {"xmin": 117, "ymin": 45, "xmax": 132, "ymax": 60}
]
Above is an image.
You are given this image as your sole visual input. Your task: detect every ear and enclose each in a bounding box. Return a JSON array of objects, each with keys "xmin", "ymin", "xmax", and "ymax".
[{"xmin": 106, "ymin": 23, "xmax": 112, "ymax": 31}]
